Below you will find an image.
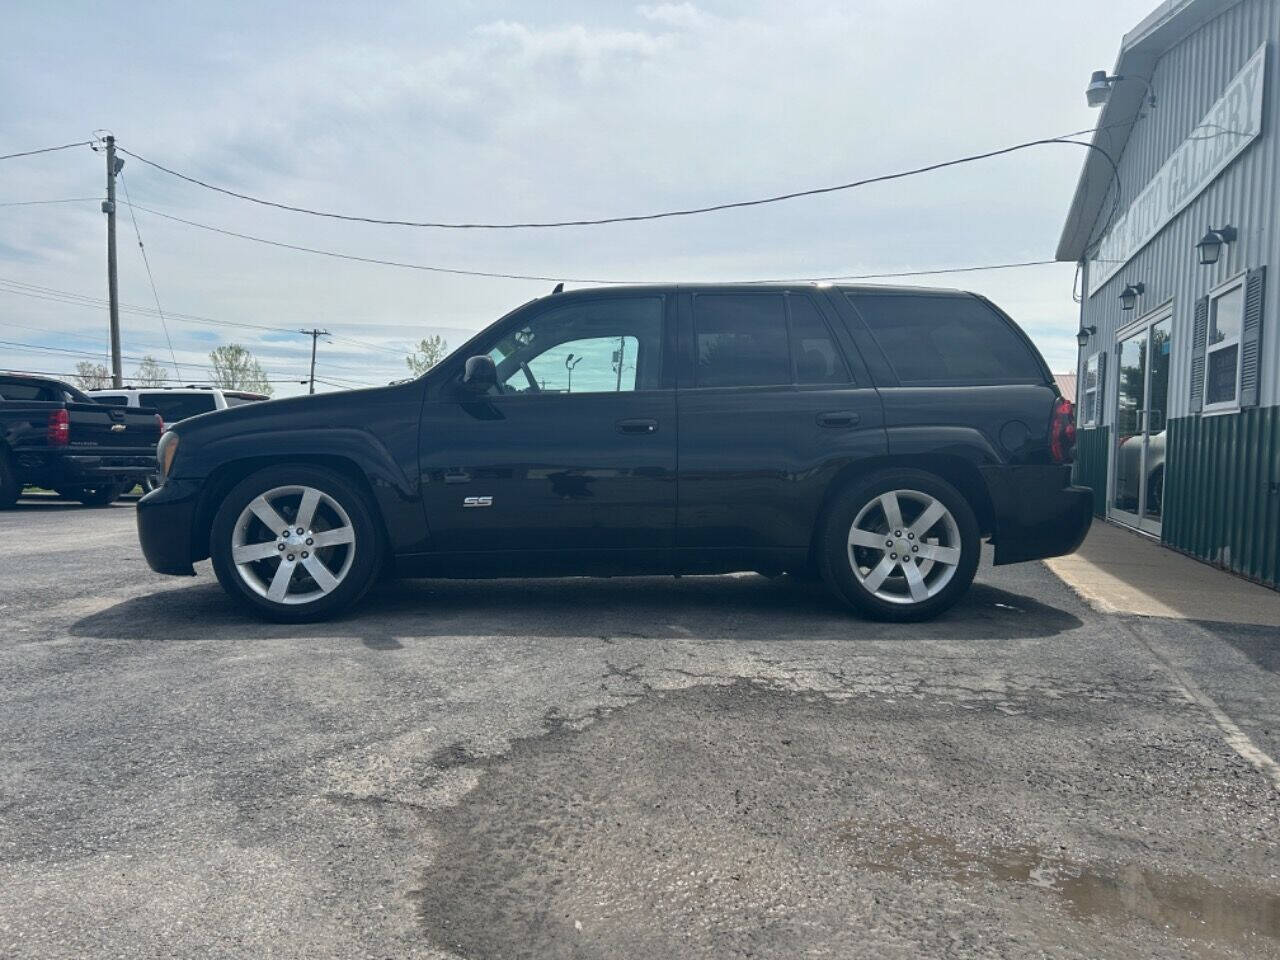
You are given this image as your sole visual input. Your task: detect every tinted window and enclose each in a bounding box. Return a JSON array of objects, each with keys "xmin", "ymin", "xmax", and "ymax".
[
  {"xmin": 485, "ymin": 297, "xmax": 663, "ymax": 395},
  {"xmin": 694, "ymin": 294, "xmax": 790, "ymax": 388},
  {"xmin": 140, "ymin": 393, "xmax": 218, "ymax": 421},
  {"xmin": 0, "ymin": 380, "xmax": 55, "ymax": 401},
  {"xmin": 849, "ymin": 294, "xmax": 1043, "ymax": 384},
  {"xmin": 94, "ymin": 395, "xmax": 130, "ymax": 406},
  {"xmin": 789, "ymin": 296, "xmax": 849, "ymax": 384}
]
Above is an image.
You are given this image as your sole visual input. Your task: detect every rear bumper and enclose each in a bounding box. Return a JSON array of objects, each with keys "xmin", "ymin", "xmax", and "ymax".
[
  {"xmin": 16, "ymin": 451, "xmax": 155, "ymax": 487},
  {"xmin": 136, "ymin": 478, "xmax": 202, "ymax": 576},
  {"xmin": 980, "ymin": 464, "xmax": 1093, "ymax": 566}
]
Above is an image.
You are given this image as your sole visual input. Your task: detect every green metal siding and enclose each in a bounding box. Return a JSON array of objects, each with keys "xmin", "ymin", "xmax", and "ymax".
[
  {"xmin": 1163, "ymin": 406, "xmax": 1280, "ymax": 589},
  {"xmin": 1073, "ymin": 426, "xmax": 1110, "ymax": 518}
]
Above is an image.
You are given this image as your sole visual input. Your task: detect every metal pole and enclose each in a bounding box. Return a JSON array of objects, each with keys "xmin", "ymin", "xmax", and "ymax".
[
  {"xmin": 300, "ymin": 328, "xmax": 329, "ymax": 395},
  {"xmin": 104, "ymin": 136, "xmax": 123, "ymax": 388}
]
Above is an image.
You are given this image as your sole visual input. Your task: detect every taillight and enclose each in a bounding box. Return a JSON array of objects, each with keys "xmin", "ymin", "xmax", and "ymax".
[
  {"xmin": 47, "ymin": 408, "xmax": 69, "ymax": 447},
  {"xmin": 155, "ymin": 413, "xmax": 165, "ymax": 436},
  {"xmin": 1049, "ymin": 397, "xmax": 1076, "ymax": 464}
]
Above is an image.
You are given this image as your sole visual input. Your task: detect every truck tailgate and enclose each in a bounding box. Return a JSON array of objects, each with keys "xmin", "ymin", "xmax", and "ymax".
[{"xmin": 65, "ymin": 402, "xmax": 160, "ymax": 453}]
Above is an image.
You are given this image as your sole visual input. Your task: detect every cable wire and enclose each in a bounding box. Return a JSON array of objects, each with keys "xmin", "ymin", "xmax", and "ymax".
[
  {"xmin": 117, "ymin": 131, "xmax": 1120, "ymax": 230},
  {"xmin": 0, "ymin": 141, "xmax": 93, "ymax": 162},
  {"xmin": 0, "ymin": 197, "xmax": 99, "ymax": 208},
  {"xmin": 119, "ymin": 171, "xmax": 184, "ymax": 380},
  {"xmin": 122, "ymin": 200, "xmax": 1061, "ymax": 285}
]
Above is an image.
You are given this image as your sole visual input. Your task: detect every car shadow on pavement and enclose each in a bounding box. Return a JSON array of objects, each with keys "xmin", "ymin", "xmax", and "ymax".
[{"xmin": 69, "ymin": 573, "xmax": 1082, "ymax": 645}]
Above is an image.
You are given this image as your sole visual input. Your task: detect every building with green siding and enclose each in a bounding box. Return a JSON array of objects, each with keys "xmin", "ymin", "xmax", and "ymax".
[{"xmin": 1058, "ymin": 0, "xmax": 1280, "ymax": 590}]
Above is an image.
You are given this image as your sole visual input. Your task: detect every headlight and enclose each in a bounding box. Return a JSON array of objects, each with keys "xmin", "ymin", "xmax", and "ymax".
[{"xmin": 156, "ymin": 431, "xmax": 180, "ymax": 483}]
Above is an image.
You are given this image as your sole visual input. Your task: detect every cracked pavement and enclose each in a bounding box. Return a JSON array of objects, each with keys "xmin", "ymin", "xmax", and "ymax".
[{"xmin": 1, "ymin": 499, "xmax": 1278, "ymax": 958}]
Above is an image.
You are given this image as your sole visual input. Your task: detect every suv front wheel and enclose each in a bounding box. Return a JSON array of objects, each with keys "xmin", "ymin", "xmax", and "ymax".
[
  {"xmin": 819, "ymin": 469, "xmax": 980, "ymax": 622},
  {"xmin": 210, "ymin": 465, "xmax": 383, "ymax": 622}
]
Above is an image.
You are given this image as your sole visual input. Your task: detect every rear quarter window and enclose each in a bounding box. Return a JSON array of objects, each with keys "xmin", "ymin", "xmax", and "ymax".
[
  {"xmin": 140, "ymin": 393, "xmax": 218, "ymax": 422},
  {"xmin": 847, "ymin": 293, "xmax": 1045, "ymax": 385}
]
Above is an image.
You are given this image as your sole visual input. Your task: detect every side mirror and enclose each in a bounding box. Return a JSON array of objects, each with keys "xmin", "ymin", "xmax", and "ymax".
[{"xmin": 461, "ymin": 355, "xmax": 498, "ymax": 392}]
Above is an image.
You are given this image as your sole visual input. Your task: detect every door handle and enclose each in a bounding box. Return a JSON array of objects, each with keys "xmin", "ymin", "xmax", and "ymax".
[
  {"xmin": 816, "ymin": 411, "xmax": 861, "ymax": 428},
  {"xmin": 616, "ymin": 418, "xmax": 659, "ymax": 435}
]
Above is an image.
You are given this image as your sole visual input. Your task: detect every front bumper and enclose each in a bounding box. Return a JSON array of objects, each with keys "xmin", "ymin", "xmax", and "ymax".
[
  {"xmin": 136, "ymin": 478, "xmax": 202, "ymax": 576},
  {"xmin": 980, "ymin": 464, "xmax": 1093, "ymax": 566}
]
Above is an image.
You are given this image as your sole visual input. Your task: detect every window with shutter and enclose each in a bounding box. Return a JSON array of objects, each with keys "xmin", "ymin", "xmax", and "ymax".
[
  {"xmin": 1240, "ymin": 266, "xmax": 1265, "ymax": 408},
  {"xmin": 1202, "ymin": 275, "xmax": 1249, "ymax": 413},
  {"xmin": 1189, "ymin": 295, "xmax": 1209, "ymax": 413}
]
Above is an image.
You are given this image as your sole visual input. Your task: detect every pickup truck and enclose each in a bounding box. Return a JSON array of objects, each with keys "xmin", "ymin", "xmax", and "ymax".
[{"xmin": 0, "ymin": 373, "xmax": 163, "ymax": 507}]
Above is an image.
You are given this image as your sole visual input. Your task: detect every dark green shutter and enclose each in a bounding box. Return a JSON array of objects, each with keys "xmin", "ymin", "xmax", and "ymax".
[
  {"xmin": 1189, "ymin": 295, "xmax": 1209, "ymax": 413},
  {"xmin": 1240, "ymin": 266, "xmax": 1266, "ymax": 408},
  {"xmin": 1096, "ymin": 350, "xmax": 1107, "ymax": 423}
]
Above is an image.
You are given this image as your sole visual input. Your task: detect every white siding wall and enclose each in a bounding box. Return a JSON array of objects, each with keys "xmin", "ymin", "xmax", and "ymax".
[{"xmin": 1081, "ymin": 0, "xmax": 1280, "ymax": 421}]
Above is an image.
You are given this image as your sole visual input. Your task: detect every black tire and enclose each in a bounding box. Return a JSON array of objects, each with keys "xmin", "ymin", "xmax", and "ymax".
[
  {"xmin": 0, "ymin": 452, "xmax": 19, "ymax": 509},
  {"xmin": 73, "ymin": 482, "xmax": 127, "ymax": 507},
  {"xmin": 817, "ymin": 468, "xmax": 980, "ymax": 622},
  {"xmin": 209, "ymin": 464, "xmax": 383, "ymax": 623}
]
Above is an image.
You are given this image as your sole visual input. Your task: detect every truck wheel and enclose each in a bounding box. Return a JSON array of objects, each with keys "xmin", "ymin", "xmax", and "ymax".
[
  {"xmin": 73, "ymin": 482, "xmax": 127, "ymax": 507},
  {"xmin": 209, "ymin": 464, "xmax": 383, "ymax": 623},
  {"xmin": 0, "ymin": 453, "xmax": 19, "ymax": 509},
  {"xmin": 818, "ymin": 469, "xmax": 980, "ymax": 622}
]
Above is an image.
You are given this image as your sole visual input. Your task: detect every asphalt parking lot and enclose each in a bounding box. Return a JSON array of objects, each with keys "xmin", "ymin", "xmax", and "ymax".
[{"xmin": 1, "ymin": 498, "xmax": 1278, "ymax": 959}]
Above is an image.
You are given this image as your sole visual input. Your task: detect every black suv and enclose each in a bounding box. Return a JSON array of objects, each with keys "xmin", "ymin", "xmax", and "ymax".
[{"xmin": 137, "ymin": 284, "xmax": 1090, "ymax": 622}]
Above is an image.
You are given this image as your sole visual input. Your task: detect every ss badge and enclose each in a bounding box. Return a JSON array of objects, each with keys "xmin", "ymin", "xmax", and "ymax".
[{"xmin": 462, "ymin": 496, "xmax": 493, "ymax": 508}]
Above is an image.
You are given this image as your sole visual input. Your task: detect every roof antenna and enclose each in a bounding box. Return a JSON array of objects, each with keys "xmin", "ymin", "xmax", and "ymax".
[{"xmin": 551, "ymin": 282, "xmax": 564, "ymax": 294}]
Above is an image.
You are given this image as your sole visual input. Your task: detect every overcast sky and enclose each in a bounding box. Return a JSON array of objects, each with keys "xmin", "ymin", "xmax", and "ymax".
[{"xmin": 2, "ymin": 0, "xmax": 1158, "ymax": 396}]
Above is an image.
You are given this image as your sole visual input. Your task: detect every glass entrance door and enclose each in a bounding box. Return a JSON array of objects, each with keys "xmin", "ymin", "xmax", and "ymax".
[{"xmin": 1109, "ymin": 313, "xmax": 1171, "ymax": 536}]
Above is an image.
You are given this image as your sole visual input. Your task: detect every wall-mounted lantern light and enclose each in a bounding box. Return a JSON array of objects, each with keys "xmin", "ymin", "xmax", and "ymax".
[
  {"xmin": 1119, "ymin": 282, "xmax": 1145, "ymax": 311},
  {"xmin": 1195, "ymin": 225, "xmax": 1238, "ymax": 266},
  {"xmin": 1076, "ymin": 325, "xmax": 1097, "ymax": 347}
]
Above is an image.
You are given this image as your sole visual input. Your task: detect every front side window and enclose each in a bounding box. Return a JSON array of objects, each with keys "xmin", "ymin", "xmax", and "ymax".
[
  {"xmin": 1204, "ymin": 279, "xmax": 1244, "ymax": 410},
  {"xmin": 1081, "ymin": 353, "xmax": 1099, "ymax": 426},
  {"xmin": 849, "ymin": 293, "xmax": 1044, "ymax": 385},
  {"xmin": 484, "ymin": 297, "xmax": 663, "ymax": 395},
  {"xmin": 140, "ymin": 393, "xmax": 218, "ymax": 422}
]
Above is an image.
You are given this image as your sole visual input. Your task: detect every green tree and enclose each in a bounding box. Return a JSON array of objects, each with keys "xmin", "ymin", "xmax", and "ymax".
[
  {"xmin": 406, "ymin": 335, "xmax": 449, "ymax": 376},
  {"xmin": 209, "ymin": 344, "xmax": 273, "ymax": 396},
  {"xmin": 72, "ymin": 361, "xmax": 112, "ymax": 390},
  {"xmin": 134, "ymin": 355, "xmax": 169, "ymax": 387}
]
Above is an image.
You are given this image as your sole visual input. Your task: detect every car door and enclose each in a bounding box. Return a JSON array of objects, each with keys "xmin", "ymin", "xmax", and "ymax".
[
  {"xmin": 417, "ymin": 292, "xmax": 678, "ymax": 567},
  {"xmin": 675, "ymin": 289, "xmax": 887, "ymax": 560}
]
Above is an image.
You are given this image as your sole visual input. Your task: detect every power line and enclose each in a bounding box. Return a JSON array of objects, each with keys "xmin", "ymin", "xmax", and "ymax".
[
  {"xmin": 0, "ymin": 141, "xmax": 93, "ymax": 162},
  {"xmin": 123, "ymin": 200, "xmax": 1061, "ymax": 285},
  {"xmin": 119, "ymin": 171, "xmax": 183, "ymax": 379},
  {"xmin": 0, "ymin": 197, "xmax": 99, "ymax": 208},
  {"xmin": 0, "ymin": 277, "xmax": 408, "ymax": 363},
  {"xmin": 117, "ymin": 131, "xmax": 1117, "ymax": 230}
]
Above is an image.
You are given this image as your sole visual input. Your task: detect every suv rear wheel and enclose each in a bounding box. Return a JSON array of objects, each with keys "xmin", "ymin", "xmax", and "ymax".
[
  {"xmin": 818, "ymin": 468, "xmax": 979, "ymax": 622},
  {"xmin": 210, "ymin": 465, "xmax": 383, "ymax": 622}
]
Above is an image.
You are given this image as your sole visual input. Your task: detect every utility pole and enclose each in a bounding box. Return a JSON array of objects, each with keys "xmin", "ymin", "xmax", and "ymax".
[
  {"xmin": 300, "ymin": 328, "xmax": 329, "ymax": 395},
  {"xmin": 103, "ymin": 136, "xmax": 124, "ymax": 388}
]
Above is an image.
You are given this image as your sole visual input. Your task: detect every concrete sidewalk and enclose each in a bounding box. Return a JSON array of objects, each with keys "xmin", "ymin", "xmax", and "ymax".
[{"xmin": 1045, "ymin": 520, "xmax": 1280, "ymax": 626}]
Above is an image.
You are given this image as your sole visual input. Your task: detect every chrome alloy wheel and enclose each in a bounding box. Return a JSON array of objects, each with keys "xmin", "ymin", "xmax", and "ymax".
[
  {"xmin": 231, "ymin": 485, "xmax": 356, "ymax": 605},
  {"xmin": 846, "ymin": 488, "xmax": 962, "ymax": 605}
]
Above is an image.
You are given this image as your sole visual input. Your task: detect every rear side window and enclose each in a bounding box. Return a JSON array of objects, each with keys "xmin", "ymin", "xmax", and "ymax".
[
  {"xmin": 848, "ymin": 294, "xmax": 1044, "ymax": 384},
  {"xmin": 789, "ymin": 296, "xmax": 849, "ymax": 384},
  {"xmin": 0, "ymin": 380, "xmax": 55, "ymax": 401},
  {"xmin": 140, "ymin": 393, "xmax": 218, "ymax": 422},
  {"xmin": 94, "ymin": 395, "xmax": 130, "ymax": 406},
  {"xmin": 693, "ymin": 294, "xmax": 791, "ymax": 388}
]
